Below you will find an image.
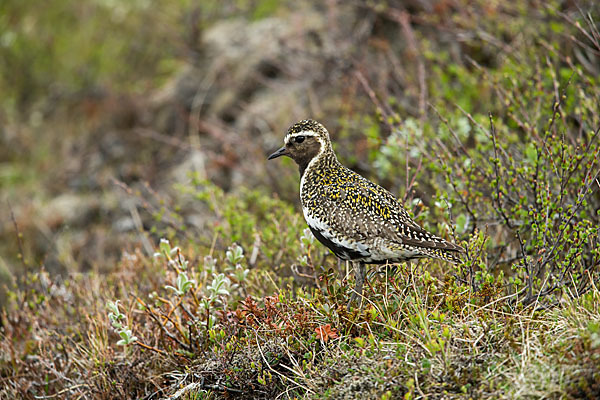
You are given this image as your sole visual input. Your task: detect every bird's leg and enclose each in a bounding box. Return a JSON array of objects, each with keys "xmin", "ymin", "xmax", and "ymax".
[{"xmin": 347, "ymin": 261, "xmax": 366, "ymax": 310}]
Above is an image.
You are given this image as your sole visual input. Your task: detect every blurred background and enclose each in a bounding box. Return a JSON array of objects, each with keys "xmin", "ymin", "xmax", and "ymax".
[
  {"xmin": 2, "ymin": 1, "xmax": 600, "ymax": 398},
  {"xmin": 1, "ymin": 0, "xmax": 599, "ymax": 305}
]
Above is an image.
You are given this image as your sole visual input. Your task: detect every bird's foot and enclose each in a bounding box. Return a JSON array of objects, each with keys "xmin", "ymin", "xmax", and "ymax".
[
  {"xmin": 347, "ymin": 287, "xmax": 364, "ymax": 311},
  {"xmin": 347, "ymin": 261, "xmax": 366, "ymax": 311}
]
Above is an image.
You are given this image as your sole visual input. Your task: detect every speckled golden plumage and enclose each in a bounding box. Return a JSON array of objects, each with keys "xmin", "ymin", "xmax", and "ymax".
[{"xmin": 268, "ymin": 119, "xmax": 464, "ymax": 307}]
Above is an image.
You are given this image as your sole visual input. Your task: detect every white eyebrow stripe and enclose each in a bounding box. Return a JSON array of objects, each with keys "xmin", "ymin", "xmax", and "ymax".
[{"xmin": 284, "ymin": 130, "xmax": 318, "ymax": 144}]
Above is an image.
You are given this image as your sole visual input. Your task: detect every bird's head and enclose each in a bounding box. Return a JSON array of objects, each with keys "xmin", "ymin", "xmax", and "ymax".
[{"xmin": 268, "ymin": 120, "xmax": 332, "ymax": 171}]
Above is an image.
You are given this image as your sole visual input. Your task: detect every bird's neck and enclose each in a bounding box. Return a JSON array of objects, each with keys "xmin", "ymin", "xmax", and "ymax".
[{"xmin": 299, "ymin": 150, "xmax": 339, "ymax": 179}]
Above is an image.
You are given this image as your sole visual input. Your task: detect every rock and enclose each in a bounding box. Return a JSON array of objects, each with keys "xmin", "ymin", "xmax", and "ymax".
[{"xmin": 39, "ymin": 193, "xmax": 100, "ymax": 229}]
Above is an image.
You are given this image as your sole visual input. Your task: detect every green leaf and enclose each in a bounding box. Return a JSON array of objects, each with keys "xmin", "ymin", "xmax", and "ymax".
[
  {"xmin": 525, "ymin": 143, "xmax": 538, "ymax": 164},
  {"xmin": 456, "ymin": 214, "xmax": 468, "ymax": 234}
]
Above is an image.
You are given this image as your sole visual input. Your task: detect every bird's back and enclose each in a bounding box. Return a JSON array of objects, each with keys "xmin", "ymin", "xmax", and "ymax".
[{"xmin": 301, "ymin": 159, "xmax": 463, "ymax": 264}]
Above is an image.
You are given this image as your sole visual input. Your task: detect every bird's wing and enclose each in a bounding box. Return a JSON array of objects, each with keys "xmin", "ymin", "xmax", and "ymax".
[{"xmin": 320, "ymin": 179, "xmax": 463, "ymax": 253}]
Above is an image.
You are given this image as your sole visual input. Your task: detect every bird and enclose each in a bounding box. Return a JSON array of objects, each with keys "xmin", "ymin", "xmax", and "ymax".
[{"xmin": 268, "ymin": 119, "xmax": 464, "ymax": 308}]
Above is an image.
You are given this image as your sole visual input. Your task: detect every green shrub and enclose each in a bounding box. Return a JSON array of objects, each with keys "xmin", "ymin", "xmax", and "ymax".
[{"xmin": 363, "ymin": 4, "xmax": 600, "ymax": 309}]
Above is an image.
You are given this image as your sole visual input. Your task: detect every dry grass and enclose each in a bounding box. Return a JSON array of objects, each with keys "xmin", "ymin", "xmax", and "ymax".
[{"xmin": 1, "ymin": 243, "xmax": 599, "ymax": 399}]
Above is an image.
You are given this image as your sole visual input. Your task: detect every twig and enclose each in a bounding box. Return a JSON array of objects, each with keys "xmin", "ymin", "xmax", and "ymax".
[
  {"xmin": 489, "ymin": 113, "xmax": 514, "ymax": 229},
  {"xmin": 556, "ymin": 6, "xmax": 600, "ymax": 52},
  {"xmin": 135, "ymin": 296, "xmax": 191, "ymax": 351},
  {"xmin": 8, "ymin": 200, "xmax": 28, "ymax": 270},
  {"xmin": 33, "ymin": 383, "xmax": 89, "ymax": 399},
  {"xmin": 128, "ymin": 201, "xmax": 154, "ymax": 256},
  {"xmin": 135, "ymin": 341, "xmax": 166, "ymax": 355},
  {"xmin": 515, "ymin": 231, "xmax": 533, "ymax": 303},
  {"xmin": 391, "ymin": 10, "xmax": 427, "ymax": 119},
  {"xmin": 252, "ymin": 329, "xmax": 315, "ymax": 395},
  {"xmin": 354, "ymin": 70, "xmax": 395, "ymax": 129}
]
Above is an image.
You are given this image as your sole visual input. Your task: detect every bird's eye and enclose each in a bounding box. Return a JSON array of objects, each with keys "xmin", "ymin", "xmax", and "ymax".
[{"xmin": 295, "ymin": 136, "xmax": 305, "ymax": 143}]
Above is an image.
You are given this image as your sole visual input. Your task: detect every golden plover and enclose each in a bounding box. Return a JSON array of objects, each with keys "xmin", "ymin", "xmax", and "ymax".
[{"xmin": 268, "ymin": 119, "xmax": 464, "ymax": 307}]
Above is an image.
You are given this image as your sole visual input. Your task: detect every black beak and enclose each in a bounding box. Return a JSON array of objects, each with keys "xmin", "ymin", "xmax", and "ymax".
[{"xmin": 268, "ymin": 146, "xmax": 288, "ymax": 160}]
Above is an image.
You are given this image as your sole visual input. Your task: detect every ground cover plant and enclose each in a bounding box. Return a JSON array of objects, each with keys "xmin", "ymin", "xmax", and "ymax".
[{"xmin": 1, "ymin": 0, "xmax": 600, "ymax": 399}]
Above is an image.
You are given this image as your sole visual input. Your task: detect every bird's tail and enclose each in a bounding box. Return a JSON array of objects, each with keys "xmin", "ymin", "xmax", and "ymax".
[{"xmin": 427, "ymin": 246, "xmax": 465, "ymax": 264}]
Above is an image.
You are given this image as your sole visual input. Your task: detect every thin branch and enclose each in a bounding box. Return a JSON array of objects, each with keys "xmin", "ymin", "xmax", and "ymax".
[
  {"xmin": 8, "ymin": 200, "xmax": 28, "ymax": 271},
  {"xmin": 489, "ymin": 113, "xmax": 514, "ymax": 229}
]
